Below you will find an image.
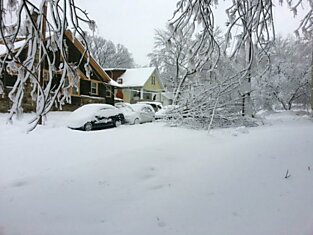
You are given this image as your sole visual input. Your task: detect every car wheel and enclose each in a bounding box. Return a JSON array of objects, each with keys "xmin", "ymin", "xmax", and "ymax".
[
  {"xmin": 114, "ymin": 119, "xmax": 122, "ymax": 127},
  {"xmin": 84, "ymin": 122, "xmax": 93, "ymax": 131},
  {"xmin": 134, "ymin": 118, "xmax": 140, "ymax": 125}
]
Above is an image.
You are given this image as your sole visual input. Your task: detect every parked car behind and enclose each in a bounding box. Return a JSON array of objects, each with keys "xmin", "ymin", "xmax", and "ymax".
[
  {"xmin": 131, "ymin": 103, "xmax": 155, "ymax": 123},
  {"xmin": 138, "ymin": 101, "xmax": 163, "ymax": 112},
  {"xmin": 155, "ymin": 105, "xmax": 179, "ymax": 120},
  {"xmin": 67, "ymin": 104, "xmax": 125, "ymax": 131},
  {"xmin": 115, "ymin": 102, "xmax": 141, "ymax": 125}
]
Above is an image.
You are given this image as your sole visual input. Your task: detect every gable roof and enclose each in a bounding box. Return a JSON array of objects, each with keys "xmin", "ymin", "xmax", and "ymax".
[
  {"xmin": 118, "ymin": 67, "xmax": 156, "ymax": 87},
  {"xmin": 64, "ymin": 31, "xmax": 112, "ymax": 84},
  {"xmin": 0, "ymin": 31, "xmax": 115, "ymax": 86},
  {"xmin": 0, "ymin": 39, "xmax": 27, "ymax": 56}
]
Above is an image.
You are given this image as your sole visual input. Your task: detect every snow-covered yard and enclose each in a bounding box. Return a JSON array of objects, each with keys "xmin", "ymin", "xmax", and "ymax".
[{"xmin": 0, "ymin": 111, "xmax": 313, "ymax": 235}]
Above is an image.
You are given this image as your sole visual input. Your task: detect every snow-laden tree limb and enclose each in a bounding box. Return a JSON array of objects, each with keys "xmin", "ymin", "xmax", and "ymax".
[{"xmin": 0, "ymin": 0, "xmax": 95, "ymax": 131}]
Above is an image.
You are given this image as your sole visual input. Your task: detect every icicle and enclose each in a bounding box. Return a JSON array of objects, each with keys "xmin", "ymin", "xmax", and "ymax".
[
  {"xmin": 0, "ymin": 81, "xmax": 4, "ymax": 96},
  {"xmin": 166, "ymin": 38, "xmax": 172, "ymax": 49},
  {"xmin": 291, "ymin": 7, "xmax": 297, "ymax": 17},
  {"xmin": 7, "ymin": 0, "xmax": 18, "ymax": 11},
  {"xmin": 6, "ymin": 61, "xmax": 18, "ymax": 75},
  {"xmin": 49, "ymin": 36, "xmax": 58, "ymax": 52},
  {"xmin": 188, "ymin": 22, "xmax": 195, "ymax": 35},
  {"xmin": 168, "ymin": 23, "xmax": 174, "ymax": 33},
  {"xmin": 59, "ymin": 63, "xmax": 64, "ymax": 70},
  {"xmin": 294, "ymin": 29, "xmax": 300, "ymax": 38},
  {"xmin": 84, "ymin": 63, "xmax": 91, "ymax": 79}
]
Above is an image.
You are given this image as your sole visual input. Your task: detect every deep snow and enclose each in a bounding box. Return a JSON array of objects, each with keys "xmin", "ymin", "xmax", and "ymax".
[{"xmin": 0, "ymin": 111, "xmax": 313, "ymax": 235}]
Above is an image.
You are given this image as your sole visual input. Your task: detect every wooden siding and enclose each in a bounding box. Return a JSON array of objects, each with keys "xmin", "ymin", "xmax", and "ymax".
[
  {"xmin": 105, "ymin": 69, "xmax": 127, "ymax": 81},
  {"xmin": 64, "ymin": 31, "xmax": 111, "ymax": 83},
  {"xmin": 0, "ymin": 31, "xmax": 115, "ymax": 113},
  {"xmin": 143, "ymin": 71, "xmax": 164, "ymax": 92}
]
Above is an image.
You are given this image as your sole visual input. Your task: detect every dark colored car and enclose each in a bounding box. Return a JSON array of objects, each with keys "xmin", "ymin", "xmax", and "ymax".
[{"xmin": 67, "ymin": 104, "xmax": 125, "ymax": 131}]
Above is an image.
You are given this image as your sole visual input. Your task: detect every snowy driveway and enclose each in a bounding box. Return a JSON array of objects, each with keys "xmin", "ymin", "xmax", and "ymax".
[{"xmin": 0, "ymin": 111, "xmax": 313, "ymax": 235}]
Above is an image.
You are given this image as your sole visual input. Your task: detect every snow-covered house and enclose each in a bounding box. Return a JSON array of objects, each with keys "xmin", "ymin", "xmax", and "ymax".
[
  {"xmin": 104, "ymin": 67, "xmax": 165, "ymax": 104},
  {"xmin": 0, "ymin": 31, "xmax": 117, "ymax": 112}
]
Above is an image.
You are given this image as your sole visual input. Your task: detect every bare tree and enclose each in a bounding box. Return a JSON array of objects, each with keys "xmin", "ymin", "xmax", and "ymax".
[
  {"xmin": 149, "ymin": 26, "xmax": 198, "ymax": 100},
  {"xmin": 86, "ymin": 35, "xmax": 135, "ymax": 68},
  {"xmin": 262, "ymin": 36, "xmax": 311, "ymax": 110},
  {"xmin": 284, "ymin": 1, "xmax": 313, "ymax": 111},
  {"xmin": 168, "ymin": 1, "xmax": 221, "ymax": 104},
  {"xmin": 154, "ymin": 0, "xmax": 313, "ymax": 128},
  {"xmin": 0, "ymin": 0, "xmax": 95, "ymax": 130},
  {"xmin": 169, "ymin": 1, "xmax": 276, "ymax": 116}
]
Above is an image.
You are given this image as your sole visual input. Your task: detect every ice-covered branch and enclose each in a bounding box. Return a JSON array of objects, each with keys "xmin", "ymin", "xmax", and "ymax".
[{"xmin": 0, "ymin": 0, "xmax": 95, "ymax": 130}]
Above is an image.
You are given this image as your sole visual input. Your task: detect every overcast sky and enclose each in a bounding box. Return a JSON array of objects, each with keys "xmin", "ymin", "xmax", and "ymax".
[{"xmin": 75, "ymin": 0, "xmax": 308, "ymax": 66}]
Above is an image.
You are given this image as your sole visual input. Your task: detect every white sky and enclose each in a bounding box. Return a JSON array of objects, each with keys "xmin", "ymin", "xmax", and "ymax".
[{"xmin": 75, "ymin": 0, "xmax": 308, "ymax": 66}]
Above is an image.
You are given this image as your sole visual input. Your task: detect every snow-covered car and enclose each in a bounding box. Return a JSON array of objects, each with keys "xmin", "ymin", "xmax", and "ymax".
[
  {"xmin": 131, "ymin": 103, "xmax": 155, "ymax": 123},
  {"xmin": 67, "ymin": 104, "xmax": 125, "ymax": 131},
  {"xmin": 155, "ymin": 105, "xmax": 179, "ymax": 120},
  {"xmin": 115, "ymin": 102, "xmax": 141, "ymax": 125},
  {"xmin": 138, "ymin": 101, "xmax": 163, "ymax": 112}
]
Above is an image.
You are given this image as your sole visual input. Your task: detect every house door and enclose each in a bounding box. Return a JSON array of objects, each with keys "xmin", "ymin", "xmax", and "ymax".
[{"xmin": 116, "ymin": 89, "xmax": 123, "ymax": 99}]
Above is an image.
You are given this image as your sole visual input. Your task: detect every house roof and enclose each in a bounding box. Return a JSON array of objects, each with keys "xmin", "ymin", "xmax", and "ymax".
[
  {"xmin": 103, "ymin": 68, "xmax": 128, "ymax": 71},
  {"xmin": 64, "ymin": 31, "xmax": 112, "ymax": 84},
  {"xmin": 0, "ymin": 31, "xmax": 116, "ymax": 86},
  {"xmin": 118, "ymin": 67, "xmax": 156, "ymax": 87},
  {"xmin": 0, "ymin": 39, "xmax": 27, "ymax": 56},
  {"xmin": 0, "ymin": 32, "xmax": 56, "ymax": 56}
]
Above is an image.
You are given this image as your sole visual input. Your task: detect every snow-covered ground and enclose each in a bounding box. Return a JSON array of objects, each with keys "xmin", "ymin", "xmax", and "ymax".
[{"xmin": 0, "ymin": 111, "xmax": 313, "ymax": 235}]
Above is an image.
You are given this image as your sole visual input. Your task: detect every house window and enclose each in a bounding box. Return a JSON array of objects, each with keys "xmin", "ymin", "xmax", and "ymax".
[
  {"xmin": 117, "ymin": 78, "xmax": 123, "ymax": 84},
  {"xmin": 106, "ymin": 86, "xmax": 112, "ymax": 98},
  {"xmin": 90, "ymin": 81, "xmax": 98, "ymax": 95},
  {"xmin": 133, "ymin": 90, "xmax": 140, "ymax": 100},
  {"xmin": 151, "ymin": 76, "xmax": 156, "ymax": 85}
]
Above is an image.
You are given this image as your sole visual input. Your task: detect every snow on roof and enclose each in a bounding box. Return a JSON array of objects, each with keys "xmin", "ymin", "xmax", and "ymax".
[
  {"xmin": 108, "ymin": 79, "xmax": 122, "ymax": 88},
  {"xmin": 103, "ymin": 68, "xmax": 128, "ymax": 71},
  {"xmin": 0, "ymin": 32, "xmax": 53, "ymax": 56},
  {"xmin": 0, "ymin": 39, "xmax": 27, "ymax": 56},
  {"xmin": 119, "ymin": 67, "xmax": 156, "ymax": 87}
]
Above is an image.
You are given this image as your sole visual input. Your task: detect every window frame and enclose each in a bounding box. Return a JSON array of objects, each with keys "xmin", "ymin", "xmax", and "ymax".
[
  {"xmin": 106, "ymin": 89, "xmax": 111, "ymax": 98},
  {"xmin": 151, "ymin": 76, "xmax": 156, "ymax": 85},
  {"xmin": 90, "ymin": 81, "xmax": 98, "ymax": 95}
]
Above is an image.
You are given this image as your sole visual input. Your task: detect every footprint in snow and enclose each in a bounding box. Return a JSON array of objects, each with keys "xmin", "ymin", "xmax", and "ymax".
[
  {"xmin": 156, "ymin": 217, "xmax": 167, "ymax": 227},
  {"xmin": 11, "ymin": 180, "xmax": 28, "ymax": 188},
  {"xmin": 141, "ymin": 174, "xmax": 155, "ymax": 180},
  {"xmin": 140, "ymin": 167, "xmax": 157, "ymax": 180},
  {"xmin": 149, "ymin": 184, "xmax": 164, "ymax": 190}
]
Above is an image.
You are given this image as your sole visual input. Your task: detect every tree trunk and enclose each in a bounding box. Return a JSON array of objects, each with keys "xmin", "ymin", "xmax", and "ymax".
[
  {"xmin": 242, "ymin": 32, "xmax": 253, "ymax": 117},
  {"xmin": 38, "ymin": 2, "xmax": 47, "ymax": 125},
  {"xmin": 288, "ymin": 102, "xmax": 292, "ymax": 110},
  {"xmin": 311, "ymin": 39, "xmax": 313, "ymax": 112},
  {"xmin": 241, "ymin": 3, "xmax": 253, "ymax": 117}
]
